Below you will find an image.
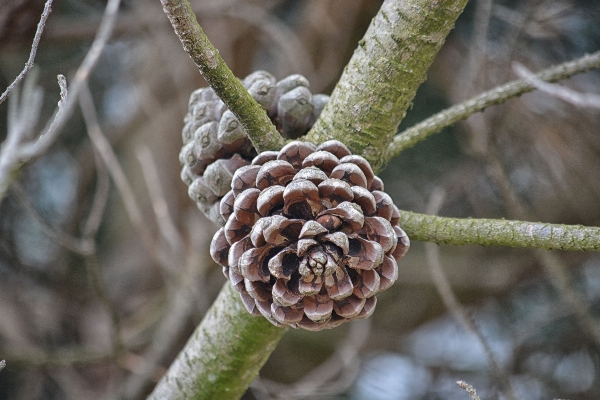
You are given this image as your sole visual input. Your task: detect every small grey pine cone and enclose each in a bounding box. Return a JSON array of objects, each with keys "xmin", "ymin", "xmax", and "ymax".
[
  {"xmin": 210, "ymin": 140, "xmax": 409, "ymax": 331},
  {"xmin": 180, "ymin": 71, "xmax": 330, "ymax": 225}
]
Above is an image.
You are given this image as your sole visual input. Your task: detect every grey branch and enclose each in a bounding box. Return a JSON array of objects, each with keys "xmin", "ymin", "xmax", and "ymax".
[
  {"xmin": 386, "ymin": 50, "xmax": 600, "ymax": 160},
  {"xmin": 513, "ymin": 62, "xmax": 600, "ymax": 109},
  {"xmin": 0, "ymin": 0, "xmax": 54, "ymax": 105}
]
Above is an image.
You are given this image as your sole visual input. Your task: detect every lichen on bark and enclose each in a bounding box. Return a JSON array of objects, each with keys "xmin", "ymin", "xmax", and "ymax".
[
  {"xmin": 148, "ymin": 283, "xmax": 286, "ymax": 400},
  {"xmin": 305, "ymin": 0, "xmax": 469, "ymax": 172}
]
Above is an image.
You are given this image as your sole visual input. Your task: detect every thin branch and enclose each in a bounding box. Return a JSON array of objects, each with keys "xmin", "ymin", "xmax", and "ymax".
[
  {"xmin": 536, "ymin": 249, "xmax": 600, "ymax": 347},
  {"xmin": 10, "ymin": 183, "xmax": 93, "ymax": 255},
  {"xmin": 0, "ymin": 0, "xmax": 54, "ymax": 105},
  {"xmin": 386, "ymin": 50, "xmax": 600, "ymax": 159},
  {"xmin": 148, "ymin": 283, "xmax": 287, "ymax": 400},
  {"xmin": 82, "ymin": 147, "xmax": 110, "ymax": 237},
  {"xmin": 424, "ymin": 188, "xmax": 516, "ymax": 400},
  {"xmin": 0, "ymin": 0, "xmax": 121, "ymax": 205},
  {"xmin": 2, "ymin": 348, "xmax": 112, "ymax": 367},
  {"xmin": 135, "ymin": 146, "xmax": 184, "ymax": 255},
  {"xmin": 79, "ymin": 84, "xmax": 157, "ymax": 263},
  {"xmin": 17, "ymin": 0, "xmax": 122, "ymax": 160},
  {"xmin": 513, "ymin": 62, "xmax": 600, "ymax": 109},
  {"xmin": 456, "ymin": 381, "xmax": 481, "ymax": 400},
  {"xmin": 399, "ymin": 210, "xmax": 600, "ymax": 251},
  {"xmin": 159, "ymin": 0, "xmax": 284, "ymax": 153}
]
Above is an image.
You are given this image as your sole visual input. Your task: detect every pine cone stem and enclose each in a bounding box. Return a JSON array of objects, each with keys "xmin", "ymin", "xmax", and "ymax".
[
  {"xmin": 160, "ymin": 0, "xmax": 284, "ymax": 153},
  {"xmin": 148, "ymin": 283, "xmax": 286, "ymax": 400}
]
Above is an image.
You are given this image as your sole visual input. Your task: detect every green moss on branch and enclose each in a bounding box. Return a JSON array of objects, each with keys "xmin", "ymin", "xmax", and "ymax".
[
  {"xmin": 305, "ymin": 0, "xmax": 469, "ymax": 171},
  {"xmin": 400, "ymin": 211, "xmax": 600, "ymax": 251},
  {"xmin": 148, "ymin": 283, "xmax": 286, "ymax": 400},
  {"xmin": 386, "ymin": 50, "xmax": 600, "ymax": 159},
  {"xmin": 160, "ymin": 0, "xmax": 284, "ymax": 153}
]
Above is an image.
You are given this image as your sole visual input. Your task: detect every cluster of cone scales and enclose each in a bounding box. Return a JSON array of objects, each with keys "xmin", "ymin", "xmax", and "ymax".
[
  {"xmin": 179, "ymin": 71, "xmax": 329, "ymax": 225},
  {"xmin": 210, "ymin": 140, "xmax": 409, "ymax": 331}
]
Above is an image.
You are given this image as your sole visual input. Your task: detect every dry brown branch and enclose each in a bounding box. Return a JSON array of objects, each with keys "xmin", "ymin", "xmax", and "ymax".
[{"xmin": 0, "ymin": 0, "xmax": 54, "ymax": 105}]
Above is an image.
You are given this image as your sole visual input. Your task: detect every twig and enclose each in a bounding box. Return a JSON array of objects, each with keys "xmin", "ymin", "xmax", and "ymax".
[
  {"xmin": 513, "ymin": 62, "xmax": 600, "ymax": 109},
  {"xmin": 2, "ymin": 348, "xmax": 112, "ymax": 367},
  {"xmin": 0, "ymin": 0, "xmax": 122, "ymax": 205},
  {"xmin": 10, "ymin": 183, "xmax": 93, "ymax": 255},
  {"xmin": 400, "ymin": 210, "xmax": 600, "ymax": 250},
  {"xmin": 536, "ymin": 249, "xmax": 600, "ymax": 347},
  {"xmin": 456, "ymin": 381, "xmax": 481, "ymax": 400},
  {"xmin": 135, "ymin": 146, "xmax": 183, "ymax": 255},
  {"xmin": 0, "ymin": 0, "xmax": 54, "ymax": 105},
  {"xmin": 159, "ymin": 0, "xmax": 284, "ymax": 153},
  {"xmin": 386, "ymin": 50, "xmax": 600, "ymax": 159},
  {"xmin": 81, "ymin": 147, "xmax": 110, "ymax": 238},
  {"xmin": 17, "ymin": 0, "xmax": 122, "ymax": 160},
  {"xmin": 79, "ymin": 84, "xmax": 158, "ymax": 263},
  {"xmin": 424, "ymin": 189, "xmax": 517, "ymax": 400}
]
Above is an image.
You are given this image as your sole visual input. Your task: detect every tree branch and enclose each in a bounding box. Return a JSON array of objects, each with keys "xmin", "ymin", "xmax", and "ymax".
[
  {"xmin": 304, "ymin": 0, "xmax": 469, "ymax": 171},
  {"xmin": 400, "ymin": 210, "xmax": 600, "ymax": 251},
  {"xmin": 148, "ymin": 283, "xmax": 286, "ymax": 400},
  {"xmin": 0, "ymin": 0, "xmax": 54, "ymax": 105},
  {"xmin": 159, "ymin": 0, "xmax": 284, "ymax": 153},
  {"xmin": 386, "ymin": 50, "xmax": 600, "ymax": 159}
]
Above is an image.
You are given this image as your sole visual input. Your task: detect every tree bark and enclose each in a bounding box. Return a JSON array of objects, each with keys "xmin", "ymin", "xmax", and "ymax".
[
  {"xmin": 148, "ymin": 283, "xmax": 286, "ymax": 400},
  {"xmin": 305, "ymin": 0, "xmax": 469, "ymax": 172}
]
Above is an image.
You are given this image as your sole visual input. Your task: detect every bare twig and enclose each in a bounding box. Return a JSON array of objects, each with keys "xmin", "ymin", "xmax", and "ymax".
[
  {"xmin": 10, "ymin": 183, "xmax": 93, "ymax": 255},
  {"xmin": 135, "ymin": 146, "xmax": 183, "ymax": 255},
  {"xmin": 82, "ymin": 147, "xmax": 110, "ymax": 237},
  {"xmin": 424, "ymin": 189, "xmax": 517, "ymax": 400},
  {"xmin": 2, "ymin": 348, "xmax": 112, "ymax": 367},
  {"xmin": 0, "ymin": 0, "xmax": 54, "ymax": 105},
  {"xmin": 386, "ymin": 50, "xmax": 600, "ymax": 159},
  {"xmin": 17, "ymin": 0, "xmax": 122, "ymax": 160},
  {"xmin": 456, "ymin": 381, "xmax": 481, "ymax": 400},
  {"xmin": 513, "ymin": 62, "xmax": 600, "ymax": 109},
  {"xmin": 0, "ymin": 0, "xmax": 122, "ymax": 205},
  {"xmin": 79, "ymin": 84, "xmax": 157, "ymax": 262}
]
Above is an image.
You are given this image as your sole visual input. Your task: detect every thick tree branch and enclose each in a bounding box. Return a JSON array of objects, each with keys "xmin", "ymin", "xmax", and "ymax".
[
  {"xmin": 148, "ymin": 283, "xmax": 286, "ymax": 400},
  {"xmin": 386, "ymin": 50, "xmax": 600, "ymax": 159},
  {"xmin": 305, "ymin": 0, "xmax": 469, "ymax": 171},
  {"xmin": 159, "ymin": 0, "xmax": 284, "ymax": 153},
  {"xmin": 400, "ymin": 210, "xmax": 600, "ymax": 251}
]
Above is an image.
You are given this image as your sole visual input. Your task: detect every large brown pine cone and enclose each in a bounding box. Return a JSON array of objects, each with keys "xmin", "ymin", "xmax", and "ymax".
[
  {"xmin": 180, "ymin": 71, "xmax": 329, "ymax": 225},
  {"xmin": 210, "ymin": 140, "xmax": 409, "ymax": 331}
]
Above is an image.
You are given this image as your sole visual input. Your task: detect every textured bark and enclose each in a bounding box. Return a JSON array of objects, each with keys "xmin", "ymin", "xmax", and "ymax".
[
  {"xmin": 305, "ymin": 0, "xmax": 469, "ymax": 172},
  {"xmin": 386, "ymin": 50, "xmax": 600, "ymax": 159},
  {"xmin": 160, "ymin": 0, "xmax": 284, "ymax": 153},
  {"xmin": 148, "ymin": 283, "xmax": 286, "ymax": 400},
  {"xmin": 400, "ymin": 211, "xmax": 600, "ymax": 251},
  {"xmin": 152, "ymin": 0, "xmax": 472, "ymax": 398}
]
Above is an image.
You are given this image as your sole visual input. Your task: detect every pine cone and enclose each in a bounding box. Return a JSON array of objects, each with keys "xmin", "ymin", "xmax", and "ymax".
[
  {"xmin": 180, "ymin": 71, "xmax": 330, "ymax": 225},
  {"xmin": 210, "ymin": 140, "xmax": 409, "ymax": 331}
]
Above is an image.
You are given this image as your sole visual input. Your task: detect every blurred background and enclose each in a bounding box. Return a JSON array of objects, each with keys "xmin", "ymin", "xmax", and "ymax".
[{"xmin": 1, "ymin": 0, "xmax": 600, "ymax": 399}]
